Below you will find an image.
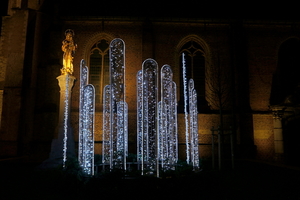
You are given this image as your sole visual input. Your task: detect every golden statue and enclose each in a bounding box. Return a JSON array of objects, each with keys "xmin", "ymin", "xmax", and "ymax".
[{"xmin": 61, "ymin": 29, "xmax": 77, "ymax": 75}]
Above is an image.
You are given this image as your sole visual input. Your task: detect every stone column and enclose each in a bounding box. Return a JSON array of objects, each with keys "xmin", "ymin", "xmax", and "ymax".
[
  {"xmin": 271, "ymin": 106, "xmax": 285, "ymax": 162},
  {"xmin": 57, "ymin": 74, "xmax": 76, "ymax": 131},
  {"xmin": 40, "ymin": 74, "xmax": 76, "ymax": 169}
]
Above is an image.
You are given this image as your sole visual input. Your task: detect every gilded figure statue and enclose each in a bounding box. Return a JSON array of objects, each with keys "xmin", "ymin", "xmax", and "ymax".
[{"xmin": 61, "ymin": 29, "xmax": 77, "ymax": 75}]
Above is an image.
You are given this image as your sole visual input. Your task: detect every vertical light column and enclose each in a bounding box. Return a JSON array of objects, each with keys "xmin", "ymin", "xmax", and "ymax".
[
  {"xmin": 141, "ymin": 59, "xmax": 158, "ymax": 172},
  {"xmin": 171, "ymin": 81, "xmax": 178, "ymax": 166},
  {"xmin": 182, "ymin": 53, "xmax": 190, "ymax": 164},
  {"xmin": 160, "ymin": 65, "xmax": 178, "ymax": 171},
  {"xmin": 137, "ymin": 70, "xmax": 143, "ymax": 171},
  {"xmin": 109, "ymin": 38, "xmax": 127, "ymax": 170},
  {"xmin": 182, "ymin": 52, "xmax": 200, "ymax": 169},
  {"xmin": 79, "ymin": 60, "xmax": 88, "ymax": 166},
  {"xmin": 117, "ymin": 101, "xmax": 128, "ymax": 169},
  {"xmin": 137, "ymin": 59, "xmax": 178, "ymax": 176},
  {"xmin": 78, "ymin": 59, "xmax": 95, "ymax": 176},
  {"xmin": 189, "ymin": 79, "xmax": 199, "ymax": 169},
  {"xmin": 102, "ymin": 85, "xmax": 111, "ymax": 167}
]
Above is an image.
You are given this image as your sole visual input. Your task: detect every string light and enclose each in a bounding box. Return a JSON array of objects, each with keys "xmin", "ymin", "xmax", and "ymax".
[
  {"xmin": 78, "ymin": 59, "xmax": 95, "ymax": 176},
  {"xmin": 182, "ymin": 53, "xmax": 190, "ymax": 164},
  {"xmin": 62, "ymin": 74, "xmax": 69, "ymax": 169},
  {"xmin": 107, "ymin": 38, "xmax": 127, "ymax": 170},
  {"xmin": 137, "ymin": 60, "xmax": 178, "ymax": 176}
]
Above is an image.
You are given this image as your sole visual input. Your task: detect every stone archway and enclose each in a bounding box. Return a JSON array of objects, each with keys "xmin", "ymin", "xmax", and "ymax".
[{"xmin": 270, "ymin": 38, "xmax": 300, "ymax": 165}]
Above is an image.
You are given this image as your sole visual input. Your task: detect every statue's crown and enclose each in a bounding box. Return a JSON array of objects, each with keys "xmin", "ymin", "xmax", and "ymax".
[{"xmin": 65, "ymin": 29, "xmax": 74, "ymax": 36}]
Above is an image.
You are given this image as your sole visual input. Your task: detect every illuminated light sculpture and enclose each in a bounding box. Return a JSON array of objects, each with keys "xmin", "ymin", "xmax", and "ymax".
[
  {"xmin": 137, "ymin": 60, "xmax": 178, "ymax": 176},
  {"xmin": 182, "ymin": 53, "xmax": 190, "ymax": 164},
  {"xmin": 103, "ymin": 38, "xmax": 128, "ymax": 170},
  {"xmin": 78, "ymin": 59, "xmax": 95, "ymax": 176},
  {"xmin": 137, "ymin": 70, "xmax": 143, "ymax": 171},
  {"xmin": 189, "ymin": 79, "xmax": 199, "ymax": 170},
  {"xmin": 137, "ymin": 59, "xmax": 159, "ymax": 175},
  {"xmin": 182, "ymin": 53, "xmax": 200, "ymax": 169},
  {"xmin": 102, "ymin": 85, "xmax": 111, "ymax": 169},
  {"xmin": 116, "ymin": 100, "xmax": 128, "ymax": 168},
  {"xmin": 159, "ymin": 65, "xmax": 178, "ymax": 171}
]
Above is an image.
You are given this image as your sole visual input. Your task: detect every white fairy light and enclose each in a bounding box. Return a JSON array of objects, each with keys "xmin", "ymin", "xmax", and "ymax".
[
  {"xmin": 81, "ymin": 84, "xmax": 95, "ymax": 175},
  {"xmin": 109, "ymin": 38, "xmax": 127, "ymax": 170},
  {"xmin": 137, "ymin": 70, "xmax": 143, "ymax": 171},
  {"xmin": 137, "ymin": 60, "xmax": 178, "ymax": 176},
  {"xmin": 102, "ymin": 85, "xmax": 111, "ymax": 167},
  {"xmin": 182, "ymin": 53, "xmax": 190, "ymax": 164},
  {"xmin": 137, "ymin": 59, "xmax": 158, "ymax": 175},
  {"xmin": 160, "ymin": 65, "xmax": 178, "ymax": 171},
  {"xmin": 191, "ymin": 88, "xmax": 199, "ymax": 169},
  {"xmin": 78, "ymin": 59, "xmax": 95, "ymax": 176},
  {"xmin": 189, "ymin": 79, "xmax": 199, "ymax": 170},
  {"xmin": 63, "ymin": 74, "xmax": 69, "ymax": 169}
]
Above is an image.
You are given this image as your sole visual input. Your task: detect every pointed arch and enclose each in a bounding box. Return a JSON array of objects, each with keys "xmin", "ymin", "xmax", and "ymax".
[
  {"xmin": 176, "ymin": 35, "xmax": 211, "ymax": 59},
  {"xmin": 176, "ymin": 35, "xmax": 211, "ymax": 112},
  {"xmin": 83, "ymin": 32, "xmax": 115, "ymax": 65},
  {"xmin": 271, "ymin": 37, "xmax": 300, "ymax": 167},
  {"xmin": 82, "ymin": 33, "xmax": 115, "ymax": 107},
  {"xmin": 270, "ymin": 37, "xmax": 300, "ymax": 105}
]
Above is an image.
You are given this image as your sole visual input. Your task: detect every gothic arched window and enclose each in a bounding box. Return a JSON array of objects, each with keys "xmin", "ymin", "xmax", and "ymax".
[
  {"xmin": 178, "ymin": 41, "xmax": 207, "ymax": 112},
  {"xmin": 89, "ymin": 39, "xmax": 110, "ymax": 105},
  {"xmin": 270, "ymin": 38, "xmax": 300, "ymax": 105}
]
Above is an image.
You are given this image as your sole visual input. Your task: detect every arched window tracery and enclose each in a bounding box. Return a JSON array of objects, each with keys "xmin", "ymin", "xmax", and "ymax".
[
  {"xmin": 178, "ymin": 40, "xmax": 208, "ymax": 112},
  {"xmin": 89, "ymin": 39, "xmax": 110, "ymax": 106}
]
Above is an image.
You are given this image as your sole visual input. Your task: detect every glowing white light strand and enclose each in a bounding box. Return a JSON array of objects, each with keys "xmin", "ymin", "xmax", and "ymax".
[
  {"xmin": 189, "ymin": 79, "xmax": 194, "ymax": 166},
  {"xmin": 137, "ymin": 59, "xmax": 158, "ymax": 174},
  {"xmin": 171, "ymin": 81, "xmax": 178, "ymax": 166},
  {"xmin": 160, "ymin": 66, "xmax": 171, "ymax": 171},
  {"xmin": 63, "ymin": 74, "xmax": 69, "ymax": 169},
  {"xmin": 137, "ymin": 70, "xmax": 143, "ymax": 171},
  {"xmin": 82, "ymin": 84, "xmax": 95, "ymax": 175},
  {"xmin": 109, "ymin": 38, "xmax": 127, "ymax": 170},
  {"xmin": 78, "ymin": 59, "xmax": 95, "ymax": 176},
  {"xmin": 191, "ymin": 88, "xmax": 199, "ymax": 169},
  {"xmin": 78, "ymin": 60, "xmax": 88, "ymax": 166},
  {"xmin": 157, "ymin": 101, "xmax": 162, "ymax": 165},
  {"xmin": 160, "ymin": 65, "xmax": 178, "ymax": 171},
  {"xmin": 117, "ymin": 101, "xmax": 128, "ymax": 170},
  {"xmin": 102, "ymin": 85, "xmax": 111, "ymax": 167},
  {"xmin": 182, "ymin": 53, "xmax": 190, "ymax": 164},
  {"xmin": 189, "ymin": 79, "xmax": 199, "ymax": 169}
]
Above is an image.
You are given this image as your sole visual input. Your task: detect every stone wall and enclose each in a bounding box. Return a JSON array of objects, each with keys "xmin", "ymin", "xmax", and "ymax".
[{"xmin": 3, "ymin": 5, "xmax": 300, "ymax": 163}]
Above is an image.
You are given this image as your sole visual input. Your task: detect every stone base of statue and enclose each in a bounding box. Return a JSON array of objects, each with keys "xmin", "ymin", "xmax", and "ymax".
[{"xmin": 39, "ymin": 74, "xmax": 76, "ymax": 169}]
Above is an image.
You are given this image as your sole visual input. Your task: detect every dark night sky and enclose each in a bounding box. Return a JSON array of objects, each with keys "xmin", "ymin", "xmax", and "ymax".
[
  {"xmin": 0, "ymin": 0, "xmax": 299, "ymax": 21},
  {"xmin": 49, "ymin": 0, "xmax": 300, "ymax": 21}
]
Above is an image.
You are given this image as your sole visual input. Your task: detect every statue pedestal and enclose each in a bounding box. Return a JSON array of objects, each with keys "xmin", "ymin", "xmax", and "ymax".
[
  {"xmin": 39, "ymin": 74, "xmax": 76, "ymax": 169},
  {"xmin": 271, "ymin": 106, "xmax": 285, "ymax": 162}
]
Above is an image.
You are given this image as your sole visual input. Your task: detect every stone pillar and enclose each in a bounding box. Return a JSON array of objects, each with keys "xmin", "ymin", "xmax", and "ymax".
[
  {"xmin": 39, "ymin": 74, "xmax": 76, "ymax": 169},
  {"xmin": 56, "ymin": 75, "xmax": 76, "ymax": 131},
  {"xmin": 271, "ymin": 106, "xmax": 285, "ymax": 162}
]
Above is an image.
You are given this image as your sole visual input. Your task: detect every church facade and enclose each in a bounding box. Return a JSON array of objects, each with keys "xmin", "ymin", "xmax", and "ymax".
[{"xmin": 1, "ymin": 0, "xmax": 300, "ymax": 167}]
